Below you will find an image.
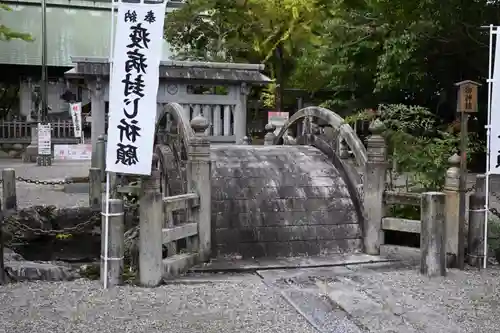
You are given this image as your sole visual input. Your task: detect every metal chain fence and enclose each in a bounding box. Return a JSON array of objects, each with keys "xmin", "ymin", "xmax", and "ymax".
[
  {"xmin": 2, "ymin": 214, "xmax": 100, "ymax": 237},
  {"xmin": 0, "ymin": 176, "xmax": 86, "ymax": 186}
]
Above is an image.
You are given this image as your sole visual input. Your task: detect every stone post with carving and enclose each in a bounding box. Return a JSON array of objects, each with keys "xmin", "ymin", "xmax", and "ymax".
[
  {"xmin": 188, "ymin": 115, "xmax": 212, "ymax": 262},
  {"xmin": 444, "ymin": 153, "xmax": 460, "ymax": 267},
  {"xmin": 363, "ymin": 119, "xmax": 387, "ymax": 255}
]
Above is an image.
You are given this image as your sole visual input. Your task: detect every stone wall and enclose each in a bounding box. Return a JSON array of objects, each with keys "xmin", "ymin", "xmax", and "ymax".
[{"xmin": 210, "ymin": 145, "xmax": 363, "ymax": 258}]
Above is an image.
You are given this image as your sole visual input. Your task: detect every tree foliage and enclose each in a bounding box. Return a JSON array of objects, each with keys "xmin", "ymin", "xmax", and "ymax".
[
  {"xmin": 165, "ymin": 0, "xmax": 500, "ymax": 112},
  {"xmin": 0, "ymin": 4, "xmax": 32, "ymax": 41},
  {"xmin": 164, "ymin": 0, "xmax": 328, "ymax": 106},
  {"xmin": 347, "ymin": 104, "xmax": 482, "ymax": 190},
  {"xmin": 292, "ymin": 0, "xmax": 500, "ymax": 111}
]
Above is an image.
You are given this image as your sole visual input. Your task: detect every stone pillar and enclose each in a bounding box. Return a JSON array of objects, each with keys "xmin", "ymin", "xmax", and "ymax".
[
  {"xmin": 2, "ymin": 169, "xmax": 16, "ymax": 211},
  {"xmin": 89, "ymin": 167, "xmax": 101, "ymax": 211},
  {"xmin": 96, "ymin": 135, "xmax": 106, "ymax": 181},
  {"xmin": 90, "ymin": 77, "xmax": 106, "ymax": 167},
  {"xmin": 444, "ymin": 153, "xmax": 460, "ymax": 267},
  {"xmin": 234, "ymin": 83, "xmax": 250, "ymax": 145},
  {"xmin": 189, "ymin": 116, "xmax": 212, "ymax": 262},
  {"xmin": 19, "ymin": 78, "xmax": 33, "ymax": 121},
  {"xmin": 363, "ymin": 119, "xmax": 387, "ymax": 255},
  {"xmin": 421, "ymin": 192, "xmax": 446, "ymax": 277},
  {"xmin": 468, "ymin": 174, "xmax": 486, "ymax": 267},
  {"xmin": 240, "ymin": 136, "xmax": 250, "ymax": 145},
  {"xmin": 264, "ymin": 123, "xmax": 276, "ymax": 145},
  {"xmin": 339, "ymin": 139, "xmax": 350, "ymax": 159},
  {"xmin": 22, "ymin": 123, "xmax": 39, "ymax": 163},
  {"xmin": 139, "ymin": 156, "xmax": 163, "ymax": 287},
  {"xmin": 101, "ymin": 198, "xmax": 124, "ymax": 287}
]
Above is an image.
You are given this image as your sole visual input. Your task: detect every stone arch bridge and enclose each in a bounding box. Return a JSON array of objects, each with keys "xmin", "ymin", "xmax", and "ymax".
[{"xmin": 154, "ymin": 103, "xmax": 376, "ymax": 259}]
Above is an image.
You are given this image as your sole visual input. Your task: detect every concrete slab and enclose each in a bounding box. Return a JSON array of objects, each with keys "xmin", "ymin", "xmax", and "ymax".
[
  {"xmin": 163, "ymin": 272, "xmax": 261, "ymax": 285},
  {"xmin": 190, "ymin": 254, "xmax": 395, "ymax": 273}
]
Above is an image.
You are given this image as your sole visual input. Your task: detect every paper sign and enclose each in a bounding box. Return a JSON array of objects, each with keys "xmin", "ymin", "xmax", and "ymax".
[
  {"xmin": 37, "ymin": 123, "xmax": 52, "ymax": 155},
  {"xmin": 70, "ymin": 102, "xmax": 83, "ymax": 138}
]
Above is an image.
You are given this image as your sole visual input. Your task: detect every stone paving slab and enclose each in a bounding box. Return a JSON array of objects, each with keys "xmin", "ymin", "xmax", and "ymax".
[
  {"xmin": 253, "ymin": 262, "xmax": 500, "ymax": 333},
  {"xmin": 191, "ymin": 253, "xmax": 394, "ymax": 273}
]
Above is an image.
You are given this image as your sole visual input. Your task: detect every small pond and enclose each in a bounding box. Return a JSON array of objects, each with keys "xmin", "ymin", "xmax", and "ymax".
[{"xmin": 11, "ymin": 234, "xmax": 101, "ymax": 263}]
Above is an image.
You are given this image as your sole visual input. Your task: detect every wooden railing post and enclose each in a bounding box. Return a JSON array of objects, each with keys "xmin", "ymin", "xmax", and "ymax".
[
  {"xmin": 468, "ymin": 174, "xmax": 486, "ymax": 267},
  {"xmin": 2, "ymin": 168, "xmax": 17, "ymax": 211},
  {"xmin": 139, "ymin": 155, "xmax": 163, "ymax": 287},
  {"xmin": 100, "ymin": 198, "xmax": 124, "ymax": 287},
  {"xmin": 444, "ymin": 153, "xmax": 460, "ymax": 267},
  {"xmin": 421, "ymin": 191, "xmax": 446, "ymax": 277},
  {"xmin": 189, "ymin": 115, "xmax": 212, "ymax": 262},
  {"xmin": 264, "ymin": 123, "xmax": 276, "ymax": 145},
  {"xmin": 363, "ymin": 119, "xmax": 387, "ymax": 255}
]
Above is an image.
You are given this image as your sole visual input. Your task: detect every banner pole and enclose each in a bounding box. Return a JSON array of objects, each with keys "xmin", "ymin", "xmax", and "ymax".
[
  {"xmin": 103, "ymin": 172, "xmax": 111, "ymax": 288},
  {"xmin": 485, "ymin": 24, "xmax": 495, "ymax": 269}
]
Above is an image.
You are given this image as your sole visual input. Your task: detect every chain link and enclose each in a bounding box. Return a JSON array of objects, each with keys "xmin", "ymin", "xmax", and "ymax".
[
  {"xmin": 2, "ymin": 213, "xmax": 100, "ymax": 236},
  {"xmin": 13, "ymin": 176, "xmax": 77, "ymax": 186}
]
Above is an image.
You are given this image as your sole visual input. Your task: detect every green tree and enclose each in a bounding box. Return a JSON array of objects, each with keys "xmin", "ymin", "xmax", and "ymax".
[
  {"xmin": 164, "ymin": 0, "xmax": 329, "ymax": 107},
  {"xmin": 0, "ymin": 4, "xmax": 32, "ymax": 41},
  {"xmin": 291, "ymin": 0, "xmax": 500, "ymax": 112}
]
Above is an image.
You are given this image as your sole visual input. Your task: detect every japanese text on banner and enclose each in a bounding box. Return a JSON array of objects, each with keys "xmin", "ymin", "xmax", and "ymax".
[
  {"xmin": 70, "ymin": 102, "xmax": 82, "ymax": 139},
  {"xmin": 105, "ymin": 2, "xmax": 166, "ymax": 175}
]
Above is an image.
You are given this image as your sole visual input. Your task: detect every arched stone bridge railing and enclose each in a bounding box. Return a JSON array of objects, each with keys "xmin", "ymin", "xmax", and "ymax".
[
  {"xmin": 273, "ymin": 106, "xmax": 367, "ymax": 189},
  {"xmin": 274, "ymin": 106, "xmax": 367, "ymax": 168},
  {"xmin": 154, "ymin": 102, "xmax": 196, "ymax": 197}
]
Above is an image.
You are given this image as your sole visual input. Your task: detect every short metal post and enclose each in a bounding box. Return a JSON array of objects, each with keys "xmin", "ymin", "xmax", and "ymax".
[
  {"xmin": 2, "ymin": 168, "xmax": 17, "ymax": 211},
  {"xmin": 89, "ymin": 167, "xmax": 101, "ymax": 211},
  {"xmin": 468, "ymin": 175, "xmax": 486, "ymax": 267},
  {"xmin": 421, "ymin": 192, "xmax": 447, "ymax": 277},
  {"xmin": 100, "ymin": 198, "xmax": 124, "ymax": 287}
]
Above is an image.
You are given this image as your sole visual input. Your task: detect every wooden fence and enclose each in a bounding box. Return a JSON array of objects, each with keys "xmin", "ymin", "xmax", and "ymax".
[{"xmin": 0, "ymin": 120, "xmax": 78, "ymax": 143}]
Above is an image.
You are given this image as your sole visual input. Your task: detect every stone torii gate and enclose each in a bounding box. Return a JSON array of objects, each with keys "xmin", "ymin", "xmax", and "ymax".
[{"xmin": 64, "ymin": 56, "xmax": 271, "ymax": 166}]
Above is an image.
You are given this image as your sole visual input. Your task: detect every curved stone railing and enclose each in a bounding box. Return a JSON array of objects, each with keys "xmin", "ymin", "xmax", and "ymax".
[{"xmin": 274, "ymin": 106, "xmax": 367, "ymax": 168}]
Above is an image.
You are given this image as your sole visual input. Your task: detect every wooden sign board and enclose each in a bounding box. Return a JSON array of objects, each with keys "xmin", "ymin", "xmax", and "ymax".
[{"xmin": 455, "ymin": 80, "xmax": 481, "ymax": 113}]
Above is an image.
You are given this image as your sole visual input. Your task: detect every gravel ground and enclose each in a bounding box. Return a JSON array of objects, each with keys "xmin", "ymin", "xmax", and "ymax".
[
  {"xmin": 0, "ymin": 278, "xmax": 317, "ymax": 333},
  {"xmin": 0, "ymin": 159, "xmax": 90, "ymax": 208},
  {"xmin": 339, "ymin": 264, "xmax": 500, "ymax": 333}
]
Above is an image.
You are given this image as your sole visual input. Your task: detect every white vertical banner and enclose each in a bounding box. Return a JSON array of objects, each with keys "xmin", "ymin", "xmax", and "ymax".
[
  {"xmin": 70, "ymin": 102, "xmax": 83, "ymax": 139},
  {"xmin": 489, "ymin": 27, "xmax": 500, "ymax": 174},
  {"xmin": 105, "ymin": 1, "xmax": 166, "ymax": 175}
]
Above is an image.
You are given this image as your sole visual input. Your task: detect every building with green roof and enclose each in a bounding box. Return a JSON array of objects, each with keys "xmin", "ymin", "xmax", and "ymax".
[{"xmin": 0, "ymin": 0, "xmax": 182, "ymax": 119}]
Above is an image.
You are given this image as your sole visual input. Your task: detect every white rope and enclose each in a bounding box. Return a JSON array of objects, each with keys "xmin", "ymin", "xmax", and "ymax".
[
  {"xmin": 100, "ymin": 212, "xmax": 124, "ymax": 217},
  {"xmin": 100, "ymin": 255, "xmax": 125, "ymax": 261}
]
